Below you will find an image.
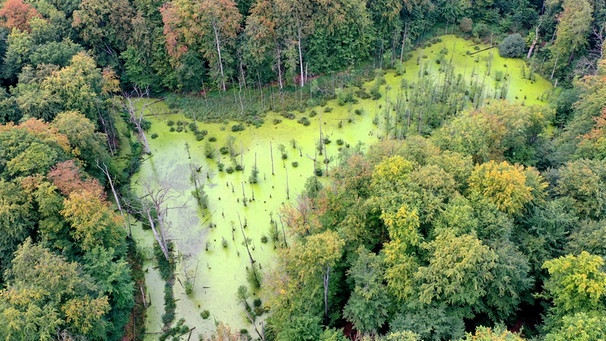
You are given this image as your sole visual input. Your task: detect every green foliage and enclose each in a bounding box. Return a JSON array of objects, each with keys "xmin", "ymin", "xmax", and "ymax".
[
  {"xmin": 499, "ymin": 33, "xmax": 526, "ymax": 58},
  {"xmin": 542, "ymin": 252, "xmax": 606, "ymax": 317},
  {"xmin": 343, "ymin": 247, "xmax": 390, "ymax": 334}
]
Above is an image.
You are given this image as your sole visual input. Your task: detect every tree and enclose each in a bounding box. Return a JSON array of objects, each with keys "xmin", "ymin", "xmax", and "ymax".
[
  {"xmin": 51, "ymin": 111, "xmax": 109, "ymax": 168},
  {"xmin": 243, "ymin": 0, "xmax": 284, "ymax": 88},
  {"xmin": 542, "ymin": 251, "xmax": 606, "ymax": 317},
  {"xmin": 343, "ymin": 247, "xmax": 390, "ymax": 336},
  {"xmin": 47, "ymin": 160, "xmax": 104, "ymax": 197},
  {"xmin": 161, "ymin": 0, "xmax": 241, "ymax": 91},
  {"xmin": 0, "ymin": 179, "xmax": 35, "ymax": 272},
  {"xmin": 415, "ymin": 232, "xmax": 497, "ymax": 308},
  {"xmin": 549, "ymin": 0, "xmax": 593, "ymax": 77},
  {"xmin": 274, "ymin": 0, "xmax": 314, "ymax": 87},
  {"xmin": 557, "ymin": 159, "xmax": 606, "ymax": 219},
  {"xmin": 61, "ymin": 189, "xmax": 126, "ymax": 253},
  {"xmin": 499, "ymin": 33, "xmax": 526, "ymax": 58},
  {"xmin": 0, "ymin": 240, "xmax": 110, "ymax": 340},
  {"xmin": 0, "ymin": 0, "xmax": 41, "ymax": 32},
  {"xmin": 467, "ymin": 161, "xmax": 537, "ymax": 215},
  {"xmin": 545, "ymin": 312, "xmax": 606, "ymax": 341},
  {"xmin": 462, "ymin": 325, "xmax": 525, "ymax": 341},
  {"xmin": 72, "ymin": 0, "xmax": 135, "ymax": 57}
]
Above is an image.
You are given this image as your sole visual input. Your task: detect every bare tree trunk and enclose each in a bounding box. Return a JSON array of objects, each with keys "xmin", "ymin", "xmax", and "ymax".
[
  {"xmin": 323, "ymin": 265, "xmax": 330, "ymax": 324},
  {"xmin": 124, "ymin": 97, "xmax": 151, "ymax": 154},
  {"xmin": 139, "ymin": 178, "xmax": 185, "ymax": 261},
  {"xmin": 212, "ymin": 22, "xmax": 227, "ymax": 91},
  {"xmin": 550, "ymin": 54, "xmax": 559, "ymax": 80},
  {"xmin": 276, "ymin": 47, "xmax": 284, "ymax": 91},
  {"xmin": 297, "ymin": 21, "xmax": 305, "ymax": 87},
  {"xmin": 400, "ymin": 22, "xmax": 409, "ymax": 63},
  {"xmin": 97, "ymin": 161, "xmax": 130, "ymax": 235},
  {"xmin": 527, "ymin": 25, "xmax": 540, "ymax": 59}
]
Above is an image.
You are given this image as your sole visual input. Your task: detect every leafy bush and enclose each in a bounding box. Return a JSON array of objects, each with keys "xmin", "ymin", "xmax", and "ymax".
[
  {"xmin": 298, "ymin": 117, "xmax": 311, "ymax": 126},
  {"xmin": 231, "ymin": 123, "xmax": 245, "ymax": 132},
  {"xmin": 459, "ymin": 17, "xmax": 473, "ymax": 33},
  {"xmin": 151, "ymin": 133, "xmax": 159, "ymax": 139},
  {"xmin": 499, "ymin": 33, "xmax": 526, "ymax": 58}
]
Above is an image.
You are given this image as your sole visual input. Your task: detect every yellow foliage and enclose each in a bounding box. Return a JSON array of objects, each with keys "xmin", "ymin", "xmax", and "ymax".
[
  {"xmin": 62, "ymin": 296, "xmax": 109, "ymax": 334},
  {"xmin": 468, "ymin": 160, "xmax": 534, "ymax": 214}
]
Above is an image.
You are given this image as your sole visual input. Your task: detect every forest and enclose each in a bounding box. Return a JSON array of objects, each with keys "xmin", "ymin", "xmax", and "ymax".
[{"xmin": 0, "ymin": 0, "xmax": 606, "ymax": 340}]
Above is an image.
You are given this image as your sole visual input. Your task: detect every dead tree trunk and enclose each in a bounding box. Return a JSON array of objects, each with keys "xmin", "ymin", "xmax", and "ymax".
[
  {"xmin": 124, "ymin": 96, "xmax": 151, "ymax": 154},
  {"xmin": 97, "ymin": 160, "xmax": 130, "ymax": 235},
  {"xmin": 212, "ymin": 22, "xmax": 227, "ymax": 91}
]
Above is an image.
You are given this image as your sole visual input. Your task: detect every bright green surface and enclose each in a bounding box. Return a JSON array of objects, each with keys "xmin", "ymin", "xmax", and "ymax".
[{"xmin": 130, "ymin": 35, "xmax": 552, "ymax": 340}]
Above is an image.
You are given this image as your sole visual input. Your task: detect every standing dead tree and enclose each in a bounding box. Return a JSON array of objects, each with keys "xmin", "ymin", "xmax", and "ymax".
[
  {"xmin": 138, "ymin": 177, "xmax": 187, "ymax": 260},
  {"xmin": 97, "ymin": 160, "xmax": 131, "ymax": 235},
  {"xmin": 123, "ymin": 87, "xmax": 154, "ymax": 155}
]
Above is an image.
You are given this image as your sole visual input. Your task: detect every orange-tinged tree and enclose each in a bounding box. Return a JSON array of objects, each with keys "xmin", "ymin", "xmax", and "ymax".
[
  {"xmin": 0, "ymin": 0, "xmax": 41, "ymax": 32},
  {"xmin": 48, "ymin": 160, "xmax": 104, "ymax": 198},
  {"xmin": 61, "ymin": 189, "xmax": 125, "ymax": 253},
  {"xmin": 161, "ymin": 0, "xmax": 241, "ymax": 91}
]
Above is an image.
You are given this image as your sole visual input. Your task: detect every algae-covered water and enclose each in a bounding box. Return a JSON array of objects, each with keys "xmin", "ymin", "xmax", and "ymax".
[{"xmin": 130, "ymin": 35, "xmax": 552, "ymax": 339}]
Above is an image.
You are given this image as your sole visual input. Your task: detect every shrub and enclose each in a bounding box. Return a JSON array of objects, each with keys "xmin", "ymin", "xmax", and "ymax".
[
  {"xmin": 176, "ymin": 126, "xmax": 183, "ymax": 132},
  {"xmin": 273, "ymin": 118, "xmax": 282, "ymax": 125},
  {"xmin": 309, "ymin": 110, "xmax": 318, "ymax": 117},
  {"xmin": 188, "ymin": 122, "xmax": 198, "ymax": 132},
  {"xmin": 200, "ymin": 310, "xmax": 210, "ymax": 319},
  {"xmin": 208, "ymin": 136, "xmax": 217, "ymax": 142},
  {"xmin": 472, "ymin": 23, "xmax": 489, "ymax": 38},
  {"xmin": 169, "ymin": 127, "xmax": 175, "ymax": 132},
  {"xmin": 195, "ymin": 133, "xmax": 204, "ymax": 141},
  {"xmin": 151, "ymin": 133, "xmax": 159, "ymax": 139},
  {"xmin": 314, "ymin": 168, "xmax": 324, "ymax": 176},
  {"xmin": 235, "ymin": 164, "xmax": 243, "ymax": 171},
  {"xmin": 499, "ymin": 33, "xmax": 526, "ymax": 58},
  {"xmin": 261, "ymin": 235, "xmax": 268, "ymax": 243},
  {"xmin": 225, "ymin": 166, "xmax": 234, "ymax": 174},
  {"xmin": 354, "ymin": 109, "xmax": 363, "ymax": 115},
  {"xmin": 292, "ymin": 161, "xmax": 299, "ymax": 167},
  {"xmin": 336, "ymin": 138, "xmax": 344, "ymax": 146},
  {"xmin": 298, "ymin": 117, "xmax": 311, "ymax": 126},
  {"xmin": 231, "ymin": 123, "xmax": 245, "ymax": 132},
  {"xmin": 324, "ymin": 107, "xmax": 333, "ymax": 113},
  {"xmin": 167, "ymin": 120, "xmax": 175, "ymax": 126},
  {"xmin": 459, "ymin": 17, "xmax": 473, "ymax": 33},
  {"xmin": 219, "ymin": 146, "xmax": 229, "ymax": 155},
  {"xmin": 280, "ymin": 112, "xmax": 296, "ymax": 119}
]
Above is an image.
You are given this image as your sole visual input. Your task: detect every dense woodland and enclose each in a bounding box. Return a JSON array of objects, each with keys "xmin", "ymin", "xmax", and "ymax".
[{"xmin": 1, "ymin": 0, "xmax": 606, "ymax": 340}]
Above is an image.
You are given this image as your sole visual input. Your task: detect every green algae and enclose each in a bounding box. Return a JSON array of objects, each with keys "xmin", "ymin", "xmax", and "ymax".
[{"xmin": 131, "ymin": 35, "xmax": 552, "ymax": 340}]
